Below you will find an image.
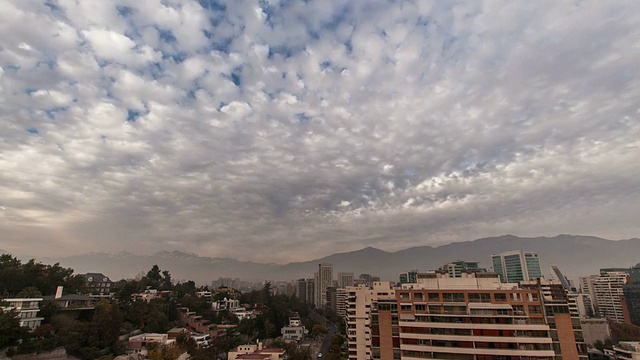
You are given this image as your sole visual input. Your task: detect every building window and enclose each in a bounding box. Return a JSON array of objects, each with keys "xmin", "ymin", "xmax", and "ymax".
[{"xmin": 442, "ymin": 293, "xmax": 464, "ymax": 302}]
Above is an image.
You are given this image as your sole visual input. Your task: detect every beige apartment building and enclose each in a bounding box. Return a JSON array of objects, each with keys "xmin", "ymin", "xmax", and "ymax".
[{"xmin": 346, "ymin": 272, "xmax": 584, "ymax": 360}]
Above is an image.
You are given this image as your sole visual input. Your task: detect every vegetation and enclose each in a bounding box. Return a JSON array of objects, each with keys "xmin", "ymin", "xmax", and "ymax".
[
  {"xmin": 610, "ymin": 321, "xmax": 640, "ymax": 342},
  {"xmin": 1, "ymin": 254, "xmax": 321, "ymax": 360}
]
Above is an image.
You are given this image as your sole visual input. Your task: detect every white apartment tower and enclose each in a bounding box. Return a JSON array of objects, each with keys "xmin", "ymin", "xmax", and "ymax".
[
  {"xmin": 315, "ymin": 263, "xmax": 333, "ymax": 309},
  {"xmin": 593, "ymin": 271, "xmax": 628, "ymax": 323}
]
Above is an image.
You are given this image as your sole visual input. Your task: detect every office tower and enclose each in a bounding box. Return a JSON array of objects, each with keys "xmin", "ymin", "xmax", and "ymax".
[
  {"xmin": 305, "ymin": 278, "xmax": 315, "ymax": 304},
  {"xmin": 399, "ymin": 270, "xmax": 418, "ymax": 284},
  {"xmin": 521, "ymin": 278, "xmax": 588, "ymax": 359},
  {"xmin": 622, "ymin": 283, "xmax": 640, "ymax": 325},
  {"xmin": 593, "ymin": 271, "xmax": 628, "ymax": 323},
  {"xmin": 315, "ymin": 263, "xmax": 333, "ymax": 309},
  {"xmin": 296, "ymin": 278, "xmax": 307, "ymax": 301},
  {"xmin": 338, "ymin": 272, "xmax": 355, "ymax": 288},
  {"xmin": 440, "ymin": 260, "xmax": 486, "ymax": 278},
  {"xmin": 492, "ymin": 250, "xmax": 542, "ymax": 283}
]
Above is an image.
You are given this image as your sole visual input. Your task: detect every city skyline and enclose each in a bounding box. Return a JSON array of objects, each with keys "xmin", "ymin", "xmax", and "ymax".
[{"xmin": 2, "ymin": 1, "xmax": 640, "ymax": 262}]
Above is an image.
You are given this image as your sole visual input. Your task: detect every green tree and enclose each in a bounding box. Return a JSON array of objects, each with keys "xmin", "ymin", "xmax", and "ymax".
[
  {"xmin": 312, "ymin": 324, "xmax": 328, "ymax": 339},
  {"xmin": 0, "ymin": 309, "xmax": 29, "ymax": 348},
  {"xmin": 88, "ymin": 299, "xmax": 122, "ymax": 349},
  {"xmin": 17, "ymin": 286, "xmax": 42, "ymax": 298}
]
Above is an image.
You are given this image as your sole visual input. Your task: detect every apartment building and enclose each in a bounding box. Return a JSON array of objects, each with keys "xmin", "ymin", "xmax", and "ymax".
[
  {"xmin": 0, "ymin": 297, "xmax": 44, "ymax": 330},
  {"xmin": 346, "ymin": 282, "xmax": 396, "ymax": 360},
  {"xmin": 520, "ymin": 278, "xmax": 588, "ymax": 359},
  {"xmin": 396, "ymin": 272, "xmax": 556, "ymax": 360},
  {"xmin": 593, "ymin": 271, "xmax": 628, "ymax": 323}
]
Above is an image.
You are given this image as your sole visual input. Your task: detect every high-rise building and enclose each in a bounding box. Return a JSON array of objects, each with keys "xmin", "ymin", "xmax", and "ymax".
[
  {"xmin": 315, "ymin": 263, "xmax": 333, "ymax": 309},
  {"xmin": 345, "ymin": 272, "xmax": 590, "ymax": 360},
  {"xmin": 305, "ymin": 278, "xmax": 315, "ymax": 304},
  {"xmin": 296, "ymin": 278, "xmax": 307, "ymax": 301},
  {"xmin": 336, "ymin": 287, "xmax": 348, "ymax": 318},
  {"xmin": 399, "ymin": 270, "xmax": 418, "ymax": 284},
  {"xmin": 579, "ymin": 275, "xmax": 599, "ymax": 315},
  {"xmin": 622, "ymin": 283, "xmax": 640, "ymax": 326},
  {"xmin": 520, "ymin": 278, "xmax": 588, "ymax": 359},
  {"xmin": 395, "ymin": 272, "xmax": 558, "ymax": 359},
  {"xmin": 346, "ymin": 282, "xmax": 396, "ymax": 360},
  {"xmin": 440, "ymin": 260, "xmax": 486, "ymax": 278},
  {"xmin": 592, "ymin": 271, "xmax": 628, "ymax": 323},
  {"xmin": 492, "ymin": 250, "xmax": 542, "ymax": 283},
  {"xmin": 338, "ymin": 272, "xmax": 355, "ymax": 288}
]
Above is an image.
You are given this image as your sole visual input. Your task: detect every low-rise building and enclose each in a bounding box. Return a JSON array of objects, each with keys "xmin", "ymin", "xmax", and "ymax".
[
  {"xmin": 607, "ymin": 341, "xmax": 640, "ymax": 359},
  {"xmin": 580, "ymin": 318, "xmax": 611, "ymax": 346},
  {"xmin": 281, "ymin": 313, "xmax": 307, "ymax": 341},
  {"xmin": 83, "ymin": 272, "xmax": 113, "ymax": 294},
  {"xmin": 0, "ymin": 297, "xmax": 44, "ymax": 330},
  {"xmin": 125, "ymin": 333, "xmax": 174, "ymax": 356},
  {"xmin": 228, "ymin": 344, "xmax": 285, "ymax": 360}
]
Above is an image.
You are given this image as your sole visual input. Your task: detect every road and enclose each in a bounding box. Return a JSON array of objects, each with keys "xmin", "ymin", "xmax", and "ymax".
[{"xmin": 318, "ymin": 320, "xmax": 337, "ymax": 359}]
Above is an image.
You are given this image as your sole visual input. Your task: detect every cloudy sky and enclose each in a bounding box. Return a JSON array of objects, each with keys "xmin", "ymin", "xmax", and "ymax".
[{"xmin": 1, "ymin": 0, "xmax": 639, "ymax": 263}]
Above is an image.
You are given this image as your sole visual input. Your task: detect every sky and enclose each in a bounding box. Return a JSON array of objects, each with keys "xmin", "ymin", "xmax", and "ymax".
[{"xmin": 1, "ymin": 0, "xmax": 640, "ymax": 263}]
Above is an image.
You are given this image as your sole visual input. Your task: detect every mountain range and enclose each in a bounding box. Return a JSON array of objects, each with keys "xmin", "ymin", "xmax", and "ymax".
[{"xmin": 28, "ymin": 234, "xmax": 640, "ymax": 285}]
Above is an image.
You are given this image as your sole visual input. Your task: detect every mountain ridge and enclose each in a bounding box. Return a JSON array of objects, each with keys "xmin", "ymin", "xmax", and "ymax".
[{"xmin": 21, "ymin": 234, "xmax": 640, "ymax": 285}]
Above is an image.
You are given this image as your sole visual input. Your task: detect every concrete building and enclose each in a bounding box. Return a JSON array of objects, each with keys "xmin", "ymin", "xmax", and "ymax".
[
  {"xmin": 339, "ymin": 272, "xmax": 355, "ymax": 288},
  {"xmin": 593, "ymin": 271, "xmax": 629, "ymax": 323},
  {"xmin": 491, "ymin": 250, "xmax": 542, "ymax": 283},
  {"xmin": 346, "ymin": 273, "xmax": 590, "ymax": 360},
  {"xmin": 579, "ymin": 318, "xmax": 611, "ymax": 346},
  {"xmin": 336, "ymin": 287, "xmax": 348, "ymax": 318},
  {"xmin": 396, "ymin": 272, "xmax": 558, "ymax": 360},
  {"xmin": 281, "ymin": 313, "xmax": 307, "ymax": 341},
  {"xmin": 315, "ymin": 263, "xmax": 333, "ymax": 309},
  {"xmin": 520, "ymin": 278, "xmax": 588, "ymax": 359},
  {"xmin": 0, "ymin": 297, "xmax": 44, "ymax": 330},
  {"xmin": 346, "ymin": 282, "xmax": 396, "ymax": 360}
]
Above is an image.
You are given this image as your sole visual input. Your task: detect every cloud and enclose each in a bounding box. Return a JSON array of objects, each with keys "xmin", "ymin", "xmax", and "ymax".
[{"xmin": 1, "ymin": 0, "xmax": 640, "ymax": 264}]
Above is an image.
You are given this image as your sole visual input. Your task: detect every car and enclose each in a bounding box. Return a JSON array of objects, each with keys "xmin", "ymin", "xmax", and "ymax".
[{"xmin": 317, "ymin": 353, "xmax": 323, "ymax": 358}]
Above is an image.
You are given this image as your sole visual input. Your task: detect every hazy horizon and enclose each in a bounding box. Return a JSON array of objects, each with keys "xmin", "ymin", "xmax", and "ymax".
[{"xmin": 2, "ymin": 1, "xmax": 640, "ymax": 262}]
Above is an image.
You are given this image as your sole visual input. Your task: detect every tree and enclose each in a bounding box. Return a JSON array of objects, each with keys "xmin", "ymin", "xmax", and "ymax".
[
  {"xmin": 88, "ymin": 299, "xmax": 122, "ymax": 349},
  {"xmin": 312, "ymin": 324, "xmax": 328, "ymax": 339},
  {"xmin": 0, "ymin": 309, "xmax": 30, "ymax": 348},
  {"xmin": 17, "ymin": 286, "xmax": 42, "ymax": 298}
]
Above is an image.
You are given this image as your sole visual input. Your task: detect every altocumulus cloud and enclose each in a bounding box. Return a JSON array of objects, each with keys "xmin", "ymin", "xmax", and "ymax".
[{"xmin": 1, "ymin": 0, "xmax": 640, "ymax": 262}]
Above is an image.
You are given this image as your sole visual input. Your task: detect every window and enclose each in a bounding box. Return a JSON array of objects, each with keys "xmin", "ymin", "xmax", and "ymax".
[
  {"xmin": 428, "ymin": 293, "xmax": 440, "ymax": 302},
  {"xmin": 528, "ymin": 305, "xmax": 541, "ymax": 314},
  {"xmin": 401, "ymin": 304, "xmax": 412, "ymax": 312},
  {"xmin": 468, "ymin": 293, "xmax": 491, "ymax": 303},
  {"xmin": 442, "ymin": 293, "xmax": 464, "ymax": 302},
  {"xmin": 494, "ymin": 293, "xmax": 507, "ymax": 302}
]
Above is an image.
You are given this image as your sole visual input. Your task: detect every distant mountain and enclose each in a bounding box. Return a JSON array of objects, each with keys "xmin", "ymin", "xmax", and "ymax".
[{"xmin": 35, "ymin": 235, "xmax": 640, "ymax": 285}]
